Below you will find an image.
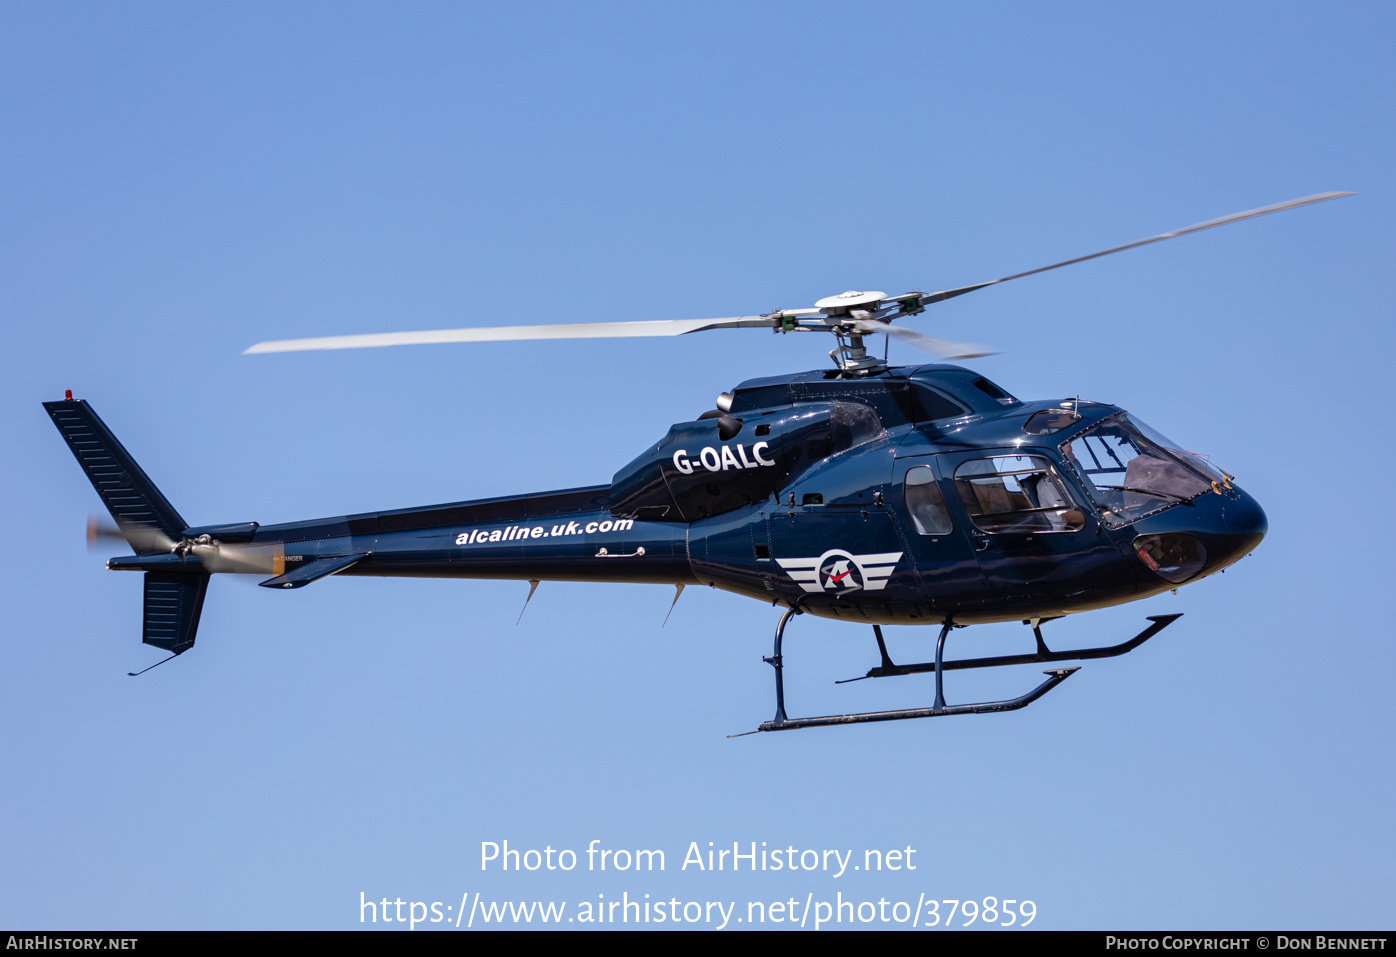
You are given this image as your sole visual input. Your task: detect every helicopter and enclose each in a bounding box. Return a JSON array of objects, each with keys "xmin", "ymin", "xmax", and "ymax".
[{"xmin": 46, "ymin": 191, "xmax": 1350, "ymax": 733}]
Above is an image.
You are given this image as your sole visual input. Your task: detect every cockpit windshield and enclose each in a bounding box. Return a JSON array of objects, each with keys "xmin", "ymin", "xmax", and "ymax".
[{"xmin": 1061, "ymin": 414, "xmax": 1222, "ymax": 528}]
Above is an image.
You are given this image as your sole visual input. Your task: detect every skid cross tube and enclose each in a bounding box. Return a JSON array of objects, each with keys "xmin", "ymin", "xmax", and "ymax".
[
  {"xmin": 762, "ymin": 600, "xmax": 805, "ymax": 726},
  {"xmin": 850, "ymin": 614, "xmax": 1182, "ymax": 681},
  {"xmin": 744, "ymin": 607, "xmax": 1082, "ymax": 734}
]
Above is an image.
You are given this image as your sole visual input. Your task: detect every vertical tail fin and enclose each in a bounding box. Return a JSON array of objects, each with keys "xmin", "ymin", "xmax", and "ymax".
[{"xmin": 43, "ymin": 397, "xmax": 187, "ymax": 552}]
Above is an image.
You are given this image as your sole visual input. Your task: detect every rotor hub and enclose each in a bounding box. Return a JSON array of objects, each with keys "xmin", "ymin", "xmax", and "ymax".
[{"xmin": 814, "ymin": 290, "xmax": 886, "ymax": 317}]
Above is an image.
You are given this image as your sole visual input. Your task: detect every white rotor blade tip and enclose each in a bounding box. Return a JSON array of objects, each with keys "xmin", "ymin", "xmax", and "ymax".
[{"xmin": 243, "ymin": 317, "xmax": 775, "ymax": 354}]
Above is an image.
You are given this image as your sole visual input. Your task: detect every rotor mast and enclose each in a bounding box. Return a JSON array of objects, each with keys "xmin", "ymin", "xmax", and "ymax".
[{"xmin": 813, "ymin": 290, "xmax": 888, "ymax": 374}]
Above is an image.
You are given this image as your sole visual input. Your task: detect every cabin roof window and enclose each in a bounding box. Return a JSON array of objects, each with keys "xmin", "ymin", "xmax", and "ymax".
[{"xmin": 1023, "ymin": 409, "xmax": 1082, "ymax": 435}]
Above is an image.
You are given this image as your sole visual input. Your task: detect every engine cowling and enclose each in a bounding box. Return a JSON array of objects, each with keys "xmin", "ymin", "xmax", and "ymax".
[{"xmin": 610, "ymin": 402, "xmax": 881, "ymax": 522}]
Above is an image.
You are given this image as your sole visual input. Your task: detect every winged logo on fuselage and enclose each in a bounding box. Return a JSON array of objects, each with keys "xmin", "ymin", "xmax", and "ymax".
[{"xmin": 775, "ymin": 550, "xmax": 902, "ymax": 594}]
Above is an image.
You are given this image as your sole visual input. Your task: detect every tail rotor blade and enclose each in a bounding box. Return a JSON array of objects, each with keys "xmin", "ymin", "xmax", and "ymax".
[
  {"xmin": 87, "ymin": 515, "xmax": 175, "ymax": 554},
  {"xmin": 90, "ymin": 515, "xmax": 275, "ymax": 574},
  {"xmin": 87, "ymin": 515, "xmax": 119, "ymax": 548},
  {"xmin": 190, "ymin": 543, "xmax": 279, "ymax": 575}
]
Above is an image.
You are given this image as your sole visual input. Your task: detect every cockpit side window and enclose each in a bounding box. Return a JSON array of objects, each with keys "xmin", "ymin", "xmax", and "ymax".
[
  {"xmin": 904, "ymin": 465, "xmax": 953, "ymax": 536},
  {"xmin": 953, "ymin": 455, "xmax": 1083, "ymax": 533}
]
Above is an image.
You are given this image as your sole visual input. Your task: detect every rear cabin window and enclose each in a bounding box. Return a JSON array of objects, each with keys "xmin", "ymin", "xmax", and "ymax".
[{"xmin": 904, "ymin": 465, "xmax": 953, "ymax": 535}]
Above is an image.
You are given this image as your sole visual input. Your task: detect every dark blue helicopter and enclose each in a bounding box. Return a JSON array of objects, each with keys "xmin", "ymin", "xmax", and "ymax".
[{"xmin": 47, "ymin": 193, "xmax": 1347, "ymax": 733}]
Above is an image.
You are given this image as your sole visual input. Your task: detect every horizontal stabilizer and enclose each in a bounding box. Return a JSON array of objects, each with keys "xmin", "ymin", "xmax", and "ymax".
[
  {"xmin": 143, "ymin": 571, "xmax": 209, "ymax": 654},
  {"xmin": 259, "ymin": 553, "xmax": 369, "ymax": 589},
  {"xmin": 44, "ymin": 398, "xmax": 186, "ymax": 550}
]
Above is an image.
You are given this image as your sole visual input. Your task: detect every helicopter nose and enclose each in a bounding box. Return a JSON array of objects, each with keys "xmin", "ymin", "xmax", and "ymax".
[
  {"xmin": 1224, "ymin": 487, "xmax": 1267, "ymax": 540},
  {"xmin": 1129, "ymin": 488, "xmax": 1266, "ymax": 585},
  {"xmin": 1211, "ymin": 487, "xmax": 1267, "ymax": 568}
]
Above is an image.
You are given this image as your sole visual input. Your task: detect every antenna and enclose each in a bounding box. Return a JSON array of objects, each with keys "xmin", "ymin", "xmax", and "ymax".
[
  {"xmin": 516, "ymin": 579, "xmax": 540, "ymax": 624},
  {"xmin": 128, "ymin": 652, "xmax": 180, "ymax": 676},
  {"xmin": 662, "ymin": 584, "xmax": 685, "ymax": 627}
]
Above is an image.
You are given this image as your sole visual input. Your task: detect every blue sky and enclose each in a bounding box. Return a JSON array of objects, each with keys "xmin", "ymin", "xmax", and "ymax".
[{"xmin": 1, "ymin": 2, "xmax": 1391, "ymax": 930}]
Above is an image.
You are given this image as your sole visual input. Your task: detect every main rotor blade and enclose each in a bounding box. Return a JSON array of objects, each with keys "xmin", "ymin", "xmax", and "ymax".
[
  {"xmin": 918, "ymin": 191, "xmax": 1354, "ymax": 307},
  {"xmin": 245, "ymin": 316, "xmax": 778, "ymax": 354},
  {"xmin": 852, "ymin": 321, "xmax": 999, "ymax": 360}
]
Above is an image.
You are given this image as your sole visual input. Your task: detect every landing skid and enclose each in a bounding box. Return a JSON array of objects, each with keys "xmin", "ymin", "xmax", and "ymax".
[
  {"xmin": 841, "ymin": 613, "xmax": 1182, "ymax": 681},
  {"xmin": 732, "ymin": 609, "xmax": 1181, "ymax": 735}
]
